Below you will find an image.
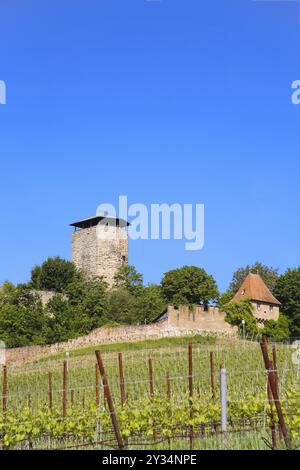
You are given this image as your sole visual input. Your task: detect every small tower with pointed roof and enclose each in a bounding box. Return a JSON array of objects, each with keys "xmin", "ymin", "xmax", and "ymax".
[
  {"xmin": 231, "ymin": 273, "xmax": 281, "ymax": 325},
  {"xmin": 70, "ymin": 214, "xmax": 129, "ymax": 288}
]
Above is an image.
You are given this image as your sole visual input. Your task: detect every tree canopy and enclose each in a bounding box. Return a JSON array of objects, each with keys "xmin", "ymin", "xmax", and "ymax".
[
  {"xmin": 229, "ymin": 262, "xmax": 279, "ymax": 293},
  {"xmin": 222, "ymin": 298, "xmax": 258, "ymax": 337},
  {"xmin": 30, "ymin": 257, "xmax": 77, "ymax": 293},
  {"xmin": 2, "ymin": 259, "xmax": 299, "ymax": 348},
  {"xmin": 274, "ymin": 268, "xmax": 300, "ymax": 337},
  {"xmin": 161, "ymin": 266, "xmax": 219, "ymax": 307},
  {"xmin": 113, "ymin": 265, "xmax": 143, "ymax": 294}
]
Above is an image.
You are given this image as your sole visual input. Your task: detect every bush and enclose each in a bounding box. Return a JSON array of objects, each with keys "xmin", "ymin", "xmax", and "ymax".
[
  {"xmin": 222, "ymin": 298, "xmax": 259, "ymax": 337},
  {"xmin": 263, "ymin": 314, "xmax": 290, "ymax": 341}
]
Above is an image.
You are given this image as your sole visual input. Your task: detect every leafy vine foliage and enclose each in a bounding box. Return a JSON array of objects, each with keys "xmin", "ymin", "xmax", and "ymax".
[{"xmin": 1, "ymin": 390, "xmax": 299, "ymax": 449}]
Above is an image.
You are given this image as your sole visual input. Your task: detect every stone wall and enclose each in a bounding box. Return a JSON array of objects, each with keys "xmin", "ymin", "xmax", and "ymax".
[
  {"xmin": 72, "ymin": 224, "xmax": 128, "ymax": 287},
  {"xmin": 31, "ymin": 290, "xmax": 67, "ymax": 305},
  {"xmin": 251, "ymin": 301, "xmax": 280, "ymax": 323},
  {"xmin": 166, "ymin": 305, "xmax": 237, "ymax": 334},
  {"xmin": 5, "ymin": 318, "xmax": 237, "ymax": 365}
]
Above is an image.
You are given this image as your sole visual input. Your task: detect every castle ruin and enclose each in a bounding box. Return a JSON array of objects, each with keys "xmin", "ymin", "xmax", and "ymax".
[{"xmin": 70, "ymin": 215, "xmax": 129, "ymax": 287}]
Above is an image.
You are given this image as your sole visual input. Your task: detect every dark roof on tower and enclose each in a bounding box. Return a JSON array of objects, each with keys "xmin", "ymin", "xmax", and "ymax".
[
  {"xmin": 70, "ymin": 215, "xmax": 130, "ymax": 229},
  {"xmin": 231, "ymin": 273, "xmax": 281, "ymax": 306}
]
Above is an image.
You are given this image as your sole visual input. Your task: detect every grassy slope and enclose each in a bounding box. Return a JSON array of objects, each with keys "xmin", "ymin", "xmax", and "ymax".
[{"xmin": 35, "ymin": 333, "xmax": 217, "ymax": 363}]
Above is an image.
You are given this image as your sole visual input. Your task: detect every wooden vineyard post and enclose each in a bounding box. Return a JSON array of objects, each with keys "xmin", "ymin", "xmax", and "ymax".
[
  {"xmin": 166, "ymin": 372, "xmax": 171, "ymax": 401},
  {"xmin": 48, "ymin": 372, "xmax": 53, "ymax": 411},
  {"xmin": 62, "ymin": 360, "xmax": 68, "ymax": 418},
  {"xmin": 95, "ymin": 351, "xmax": 124, "ymax": 450},
  {"xmin": 71, "ymin": 389, "xmax": 75, "ymax": 407},
  {"xmin": 148, "ymin": 357, "xmax": 154, "ymax": 398},
  {"xmin": 210, "ymin": 352, "xmax": 216, "ymax": 399},
  {"xmin": 2, "ymin": 365, "xmax": 7, "ymax": 415},
  {"xmin": 220, "ymin": 367, "xmax": 227, "ymax": 433},
  {"xmin": 188, "ymin": 344, "xmax": 194, "ymax": 450},
  {"xmin": 148, "ymin": 357, "xmax": 156, "ymax": 442},
  {"xmin": 96, "ymin": 363, "xmax": 100, "ymax": 407},
  {"xmin": 260, "ymin": 336, "xmax": 291, "ymax": 449},
  {"xmin": 118, "ymin": 353, "xmax": 126, "ymax": 408},
  {"xmin": 118, "ymin": 353, "xmax": 129, "ymax": 448},
  {"xmin": 272, "ymin": 345, "xmax": 280, "ymax": 398},
  {"xmin": 272, "ymin": 345, "xmax": 283, "ymax": 442},
  {"xmin": 267, "ymin": 361, "xmax": 277, "ymax": 450}
]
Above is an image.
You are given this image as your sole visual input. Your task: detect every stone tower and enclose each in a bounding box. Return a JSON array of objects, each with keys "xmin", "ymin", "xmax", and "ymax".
[
  {"xmin": 70, "ymin": 214, "xmax": 129, "ymax": 288},
  {"xmin": 230, "ymin": 273, "xmax": 281, "ymax": 325}
]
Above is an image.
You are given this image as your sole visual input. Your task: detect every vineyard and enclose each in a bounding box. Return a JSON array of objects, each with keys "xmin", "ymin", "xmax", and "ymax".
[{"xmin": 0, "ymin": 335, "xmax": 300, "ymax": 450}]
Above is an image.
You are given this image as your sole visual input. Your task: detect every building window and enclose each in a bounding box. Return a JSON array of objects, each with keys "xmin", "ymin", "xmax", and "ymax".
[
  {"xmin": 269, "ymin": 305, "xmax": 273, "ymax": 313},
  {"xmin": 241, "ymin": 289, "xmax": 245, "ymax": 296},
  {"xmin": 257, "ymin": 303, "xmax": 261, "ymax": 311}
]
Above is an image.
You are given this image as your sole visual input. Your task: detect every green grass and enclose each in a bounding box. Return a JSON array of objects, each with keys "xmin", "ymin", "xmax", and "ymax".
[{"xmin": 35, "ymin": 333, "xmax": 217, "ymax": 363}]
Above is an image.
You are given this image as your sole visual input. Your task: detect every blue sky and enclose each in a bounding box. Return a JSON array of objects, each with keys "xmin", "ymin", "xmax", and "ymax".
[{"xmin": 0, "ymin": 0, "xmax": 300, "ymax": 292}]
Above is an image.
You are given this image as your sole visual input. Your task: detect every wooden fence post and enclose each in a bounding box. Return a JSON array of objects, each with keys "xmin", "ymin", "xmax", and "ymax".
[
  {"xmin": 95, "ymin": 351, "xmax": 124, "ymax": 450},
  {"xmin": 71, "ymin": 389, "xmax": 75, "ymax": 407},
  {"xmin": 2, "ymin": 366, "xmax": 7, "ymax": 415},
  {"xmin": 118, "ymin": 353, "xmax": 126, "ymax": 407},
  {"xmin": 260, "ymin": 336, "xmax": 290, "ymax": 449},
  {"xmin": 62, "ymin": 360, "xmax": 68, "ymax": 418},
  {"xmin": 267, "ymin": 362, "xmax": 277, "ymax": 449},
  {"xmin": 210, "ymin": 352, "xmax": 216, "ymax": 399},
  {"xmin": 96, "ymin": 363, "xmax": 100, "ymax": 407},
  {"xmin": 48, "ymin": 372, "xmax": 53, "ymax": 411},
  {"xmin": 148, "ymin": 357, "xmax": 154, "ymax": 398},
  {"xmin": 166, "ymin": 372, "xmax": 171, "ymax": 401}
]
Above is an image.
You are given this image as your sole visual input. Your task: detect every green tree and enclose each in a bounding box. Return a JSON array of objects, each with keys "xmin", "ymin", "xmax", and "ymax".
[
  {"xmin": 30, "ymin": 257, "xmax": 77, "ymax": 293},
  {"xmin": 263, "ymin": 315, "xmax": 290, "ymax": 341},
  {"xmin": 229, "ymin": 262, "xmax": 279, "ymax": 293},
  {"xmin": 274, "ymin": 268, "xmax": 300, "ymax": 337},
  {"xmin": 45, "ymin": 294, "xmax": 74, "ymax": 344},
  {"xmin": 66, "ymin": 274, "xmax": 109, "ymax": 334},
  {"xmin": 107, "ymin": 283, "xmax": 165, "ymax": 325},
  {"xmin": 218, "ymin": 290, "xmax": 235, "ymax": 309},
  {"xmin": 81, "ymin": 279, "xmax": 109, "ymax": 330},
  {"xmin": 134, "ymin": 284, "xmax": 166, "ymax": 324},
  {"xmin": 0, "ymin": 284, "xmax": 47, "ymax": 347},
  {"xmin": 222, "ymin": 298, "xmax": 258, "ymax": 337},
  {"xmin": 107, "ymin": 288, "xmax": 137, "ymax": 324},
  {"xmin": 114, "ymin": 265, "xmax": 144, "ymax": 295},
  {"xmin": 161, "ymin": 266, "xmax": 219, "ymax": 307}
]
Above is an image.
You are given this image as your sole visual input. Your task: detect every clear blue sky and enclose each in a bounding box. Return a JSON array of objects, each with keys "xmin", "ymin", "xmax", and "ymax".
[{"xmin": 0, "ymin": 0, "xmax": 300, "ymax": 292}]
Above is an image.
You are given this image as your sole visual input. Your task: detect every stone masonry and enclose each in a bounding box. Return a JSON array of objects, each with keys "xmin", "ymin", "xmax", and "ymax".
[
  {"xmin": 166, "ymin": 305, "xmax": 237, "ymax": 334},
  {"xmin": 72, "ymin": 223, "xmax": 128, "ymax": 287},
  {"xmin": 6, "ymin": 314, "xmax": 237, "ymax": 365}
]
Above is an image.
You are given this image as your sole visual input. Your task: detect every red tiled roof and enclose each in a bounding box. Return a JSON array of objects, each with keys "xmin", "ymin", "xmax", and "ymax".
[{"xmin": 231, "ymin": 273, "xmax": 281, "ymax": 306}]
